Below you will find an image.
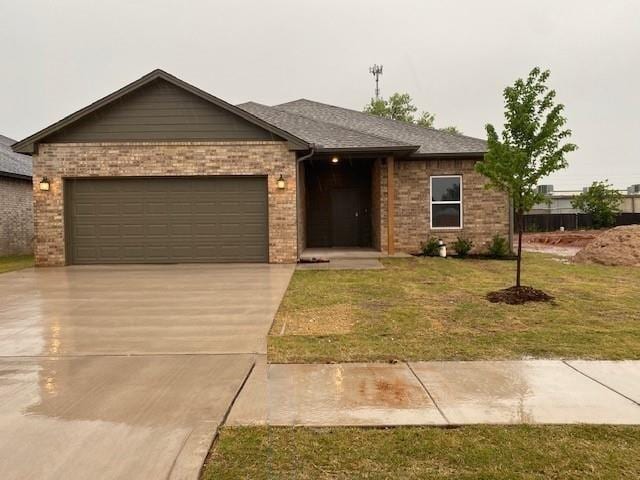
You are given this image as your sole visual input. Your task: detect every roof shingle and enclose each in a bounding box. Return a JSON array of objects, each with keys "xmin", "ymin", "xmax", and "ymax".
[
  {"xmin": 0, "ymin": 135, "xmax": 32, "ymax": 178},
  {"xmin": 238, "ymin": 102, "xmax": 415, "ymax": 151},
  {"xmin": 274, "ymin": 99, "xmax": 487, "ymax": 155}
]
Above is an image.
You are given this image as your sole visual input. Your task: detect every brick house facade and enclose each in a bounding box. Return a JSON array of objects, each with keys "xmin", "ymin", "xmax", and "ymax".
[
  {"xmin": 13, "ymin": 69, "xmax": 510, "ymax": 266},
  {"xmin": 380, "ymin": 158, "xmax": 509, "ymax": 254},
  {"xmin": 32, "ymin": 142, "xmax": 297, "ymax": 266}
]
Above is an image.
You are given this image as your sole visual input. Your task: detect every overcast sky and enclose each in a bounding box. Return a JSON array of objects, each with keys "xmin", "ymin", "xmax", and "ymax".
[{"xmin": 2, "ymin": 0, "xmax": 638, "ymax": 190}]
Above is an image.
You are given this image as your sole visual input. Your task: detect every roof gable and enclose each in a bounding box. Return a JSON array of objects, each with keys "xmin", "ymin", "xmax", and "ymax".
[{"xmin": 13, "ymin": 70, "xmax": 308, "ymax": 154}]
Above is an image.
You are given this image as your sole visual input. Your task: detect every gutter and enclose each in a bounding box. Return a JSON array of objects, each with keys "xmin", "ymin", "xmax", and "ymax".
[
  {"xmin": 0, "ymin": 172, "xmax": 32, "ymax": 181},
  {"xmin": 295, "ymin": 145, "xmax": 316, "ymax": 260}
]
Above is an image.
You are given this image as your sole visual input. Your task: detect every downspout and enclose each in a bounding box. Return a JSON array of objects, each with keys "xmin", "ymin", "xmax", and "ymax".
[{"xmin": 295, "ymin": 145, "xmax": 316, "ymax": 261}]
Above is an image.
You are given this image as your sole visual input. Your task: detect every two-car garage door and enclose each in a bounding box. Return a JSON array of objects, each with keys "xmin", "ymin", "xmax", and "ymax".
[{"xmin": 65, "ymin": 177, "xmax": 268, "ymax": 264}]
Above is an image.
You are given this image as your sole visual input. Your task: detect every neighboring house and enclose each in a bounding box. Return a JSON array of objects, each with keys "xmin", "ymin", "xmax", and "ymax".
[
  {"xmin": 12, "ymin": 69, "xmax": 509, "ymax": 266},
  {"xmin": 0, "ymin": 134, "xmax": 33, "ymax": 256}
]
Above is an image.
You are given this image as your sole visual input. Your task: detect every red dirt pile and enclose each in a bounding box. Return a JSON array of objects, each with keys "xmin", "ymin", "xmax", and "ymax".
[
  {"xmin": 525, "ymin": 231, "xmax": 597, "ymax": 247},
  {"xmin": 573, "ymin": 225, "xmax": 640, "ymax": 267}
]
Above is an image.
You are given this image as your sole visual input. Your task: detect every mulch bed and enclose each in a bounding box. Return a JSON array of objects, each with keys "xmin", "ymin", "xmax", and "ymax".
[{"xmin": 486, "ymin": 286, "xmax": 554, "ymax": 305}]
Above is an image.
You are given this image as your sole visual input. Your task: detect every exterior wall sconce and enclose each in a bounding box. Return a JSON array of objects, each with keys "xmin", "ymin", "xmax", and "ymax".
[
  {"xmin": 276, "ymin": 175, "xmax": 286, "ymax": 190},
  {"xmin": 331, "ymin": 156, "xmax": 339, "ymax": 163},
  {"xmin": 39, "ymin": 177, "xmax": 51, "ymax": 191}
]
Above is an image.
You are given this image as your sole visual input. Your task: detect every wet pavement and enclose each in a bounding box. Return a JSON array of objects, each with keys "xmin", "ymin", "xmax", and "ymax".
[
  {"xmin": 228, "ymin": 359, "xmax": 443, "ymax": 426},
  {"xmin": 228, "ymin": 360, "xmax": 640, "ymax": 426},
  {"xmin": 0, "ymin": 264, "xmax": 294, "ymax": 480}
]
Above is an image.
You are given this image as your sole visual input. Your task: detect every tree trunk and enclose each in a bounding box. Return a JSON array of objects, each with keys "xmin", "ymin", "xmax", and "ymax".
[{"xmin": 516, "ymin": 210, "xmax": 524, "ymax": 288}]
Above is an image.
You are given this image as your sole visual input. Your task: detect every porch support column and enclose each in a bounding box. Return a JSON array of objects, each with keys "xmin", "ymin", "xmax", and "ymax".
[{"xmin": 387, "ymin": 156, "xmax": 395, "ymax": 255}]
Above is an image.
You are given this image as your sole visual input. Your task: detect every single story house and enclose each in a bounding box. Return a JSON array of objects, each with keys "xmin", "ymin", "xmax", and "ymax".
[
  {"xmin": 12, "ymin": 69, "xmax": 510, "ymax": 266},
  {"xmin": 1, "ymin": 134, "xmax": 33, "ymax": 256}
]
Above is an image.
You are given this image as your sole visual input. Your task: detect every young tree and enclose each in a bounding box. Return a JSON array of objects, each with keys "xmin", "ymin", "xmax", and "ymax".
[
  {"xmin": 476, "ymin": 67, "xmax": 577, "ymax": 288},
  {"xmin": 571, "ymin": 180, "xmax": 622, "ymax": 228}
]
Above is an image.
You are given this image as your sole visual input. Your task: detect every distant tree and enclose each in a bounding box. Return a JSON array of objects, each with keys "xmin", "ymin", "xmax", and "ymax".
[
  {"xmin": 365, "ymin": 93, "xmax": 417, "ymax": 122},
  {"xmin": 571, "ymin": 180, "xmax": 622, "ymax": 228},
  {"xmin": 440, "ymin": 126, "xmax": 462, "ymax": 134},
  {"xmin": 476, "ymin": 67, "xmax": 577, "ymax": 289},
  {"xmin": 385, "ymin": 93, "xmax": 418, "ymax": 123},
  {"xmin": 363, "ymin": 98, "xmax": 388, "ymax": 117},
  {"xmin": 416, "ymin": 111, "xmax": 435, "ymax": 128},
  {"xmin": 364, "ymin": 92, "xmax": 459, "ymax": 132}
]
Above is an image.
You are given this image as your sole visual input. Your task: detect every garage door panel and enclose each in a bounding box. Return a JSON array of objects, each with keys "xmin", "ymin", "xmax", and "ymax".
[{"xmin": 66, "ymin": 177, "xmax": 268, "ymax": 264}]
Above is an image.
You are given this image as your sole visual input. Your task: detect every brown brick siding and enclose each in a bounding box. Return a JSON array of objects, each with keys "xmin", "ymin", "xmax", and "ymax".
[
  {"xmin": 33, "ymin": 141, "xmax": 297, "ymax": 266},
  {"xmin": 0, "ymin": 176, "xmax": 34, "ymax": 255},
  {"xmin": 379, "ymin": 158, "xmax": 510, "ymax": 254}
]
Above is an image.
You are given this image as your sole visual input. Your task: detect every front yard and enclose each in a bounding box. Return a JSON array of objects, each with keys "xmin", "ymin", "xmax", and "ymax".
[
  {"xmin": 203, "ymin": 425, "xmax": 640, "ymax": 479},
  {"xmin": 0, "ymin": 255, "xmax": 34, "ymax": 274},
  {"xmin": 270, "ymin": 253, "xmax": 640, "ymax": 362}
]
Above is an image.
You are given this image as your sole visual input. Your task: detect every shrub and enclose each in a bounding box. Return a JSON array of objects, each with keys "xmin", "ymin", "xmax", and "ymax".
[
  {"xmin": 421, "ymin": 237, "xmax": 440, "ymax": 257},
  {"xmin": 453, "ymin": 236, "xmax": 473, "ymax": 257},
  {"xmin": 487, "ymin": 234, "xmax": 509, "ymax": 258}
]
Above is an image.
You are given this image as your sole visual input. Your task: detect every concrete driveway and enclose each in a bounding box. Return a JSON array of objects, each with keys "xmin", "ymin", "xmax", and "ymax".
[{"xmin": 0, "ymin": 264, "xmax": 293, "ymax": 480}]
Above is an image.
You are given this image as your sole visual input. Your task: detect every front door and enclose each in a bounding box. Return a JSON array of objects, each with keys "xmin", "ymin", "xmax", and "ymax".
[{"xmin": 331, "ymin": 188, "xmax": 363, "ymax": 247}]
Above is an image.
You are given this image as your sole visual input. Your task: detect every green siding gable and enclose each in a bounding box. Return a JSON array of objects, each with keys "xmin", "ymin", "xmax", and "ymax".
[{"xmin": 45, "ymin": 79, "xmax": 280, "ymax": 143}]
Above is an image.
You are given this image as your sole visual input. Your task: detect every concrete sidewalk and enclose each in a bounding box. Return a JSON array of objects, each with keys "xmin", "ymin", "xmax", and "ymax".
[{"xmin": 227, "ymin": 359, "xmax": 640, "ymax": 426}]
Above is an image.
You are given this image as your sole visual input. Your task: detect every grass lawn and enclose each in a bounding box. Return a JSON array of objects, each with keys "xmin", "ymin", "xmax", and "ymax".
[
  {"xmin": 270, "ymin": 253, "xmax": 640, "ymax": 362},
  {"xmin": 0, "ymin": 255, "xmax": 34, "ymax": 274},
  {"xmin": 203, "ymin": 425, "xmax": 640, "ymax": 479}
]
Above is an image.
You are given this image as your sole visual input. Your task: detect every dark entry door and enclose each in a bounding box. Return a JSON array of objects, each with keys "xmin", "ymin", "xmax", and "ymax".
[{"xmin": 331, "ymin": 188, "xmax": 362, "ymax": 247}]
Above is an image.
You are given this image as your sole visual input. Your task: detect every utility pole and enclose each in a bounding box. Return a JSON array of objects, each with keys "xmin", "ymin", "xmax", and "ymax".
[{"xmin": 369, "ymin": 64, "xmax": 383, "ymax": 100}]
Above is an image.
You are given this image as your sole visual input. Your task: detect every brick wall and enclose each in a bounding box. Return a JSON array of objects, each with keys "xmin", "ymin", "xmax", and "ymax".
[
  {"xmin": 0, "ymin": 176, "xmax": 33, "ymax": 256},
  {"xmin": 379, "ymin": 157, "xmax": 510, "ymax": 254},
  {"xmin": 33, "ymin": 141, "xmax": 297, "ymax": 266}
]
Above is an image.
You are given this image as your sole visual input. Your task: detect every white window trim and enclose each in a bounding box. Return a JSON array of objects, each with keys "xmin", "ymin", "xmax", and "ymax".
[{"xmin": 430, "ymin": 175, "xmax": 463, "ymax": 230}]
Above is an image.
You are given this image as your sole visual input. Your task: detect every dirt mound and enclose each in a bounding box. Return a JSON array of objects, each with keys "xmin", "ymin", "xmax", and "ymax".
[
  {"xmin": 486, "ymin": 286, "xmax": 554, "ymax": 305},
  {"xmin": 525, "ymin": 231, "xmax": 598, "ymax": 247},
  {"xmin": 573, "ymin": 225, "xmax": 640, "ymax": 266}
]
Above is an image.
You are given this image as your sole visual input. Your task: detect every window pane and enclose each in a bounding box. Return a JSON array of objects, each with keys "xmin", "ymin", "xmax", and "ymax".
[
  {"xmin": 432, "ymin": 177, "xmax": 461, "ymax": 202},
  {"xmin": 432, "ymin": 204, "xmax": 461, "ymax": 228}
]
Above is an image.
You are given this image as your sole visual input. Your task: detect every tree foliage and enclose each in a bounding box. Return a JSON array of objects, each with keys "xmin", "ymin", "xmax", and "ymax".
[
  {"xmin": 571, "ymin": 180, "xmax": 622, "ymax": 228},
  {"xmin": 475, "ymin": 67, "xmax": 577, "ymax": 287},
  {"xmin": 364, "ymin": 92, "xmax": 459, "ymax": 133}
]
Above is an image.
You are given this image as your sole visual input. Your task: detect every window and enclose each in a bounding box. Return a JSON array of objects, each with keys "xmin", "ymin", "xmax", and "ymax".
[{"xmin": 430, "ymin": 175, "xmax": 462, "ymax": 229}]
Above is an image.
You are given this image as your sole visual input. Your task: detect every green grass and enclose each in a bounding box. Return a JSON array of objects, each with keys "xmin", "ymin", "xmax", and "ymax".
[
  {"xmin": 203, "ymin": 426, "xmax": 640, "ymax": 479},
  {"xmin": 0, "ymin": 255, "xmax": 34, "ymax": 274},
  {"xmin": 270, "ymin": 253, "xmax": 640, "ymax": 362}
]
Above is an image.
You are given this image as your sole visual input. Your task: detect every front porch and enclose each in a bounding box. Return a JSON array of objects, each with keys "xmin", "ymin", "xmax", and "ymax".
[{"xmin": 297, "ymin": 153, "xmax": 397, "ymax": 258}]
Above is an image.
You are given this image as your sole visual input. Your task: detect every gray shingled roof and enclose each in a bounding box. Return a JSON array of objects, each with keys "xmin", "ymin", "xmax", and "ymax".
[
  {"xmin": 239, "ymin": 102, "xmax": 415, "ymax": 151},
  {"xmin": 0, "ymin": 135, "xmax": 32, "ymax": 178},
  {"xmin": 273, "ymin": 99, "xmax": 487, "ymax": 156}
]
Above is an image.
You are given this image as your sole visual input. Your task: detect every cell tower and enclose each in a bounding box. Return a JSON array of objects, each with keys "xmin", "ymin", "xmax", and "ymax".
[{"xmin": 369, "ymin": 64, "xmax": 383, "ymax": 100}]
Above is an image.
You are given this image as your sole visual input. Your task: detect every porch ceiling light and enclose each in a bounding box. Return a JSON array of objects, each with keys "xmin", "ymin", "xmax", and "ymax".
[
  {"xmin": 331, "ymin": 156, "xmax": 339, "ymax": 163},
  {"xmin": 39, "ymin": 177, "xmax": 51, "ymax": 191},
  {"xmin": 277, "ymin": 175, "xmax": 286, "ymax": 190}
]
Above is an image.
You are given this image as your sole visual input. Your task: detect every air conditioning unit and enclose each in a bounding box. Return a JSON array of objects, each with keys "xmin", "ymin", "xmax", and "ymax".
[
  {"xmin": 537, "ymin": 185, "xmax": 554, "ymax": 195},
  {"xmin": 628, "ymin": 184, "xmax": 640, "ymax": 194}
]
